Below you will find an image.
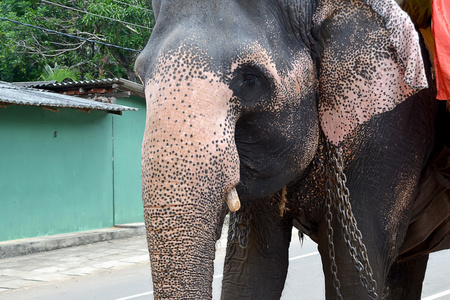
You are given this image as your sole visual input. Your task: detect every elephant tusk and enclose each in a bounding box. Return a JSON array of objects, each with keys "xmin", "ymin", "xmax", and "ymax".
[{"xmin": 226, "ymin": 188, "xmax": 241, "ymax": 212}]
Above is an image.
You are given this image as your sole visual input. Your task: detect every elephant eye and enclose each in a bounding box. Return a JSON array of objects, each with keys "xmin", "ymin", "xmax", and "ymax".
[
  {"xmin": 230, "ymin": 64, "xmax": 273, "ymax": 109},
  {"xmin": 242, "ymin": 73, "xmax": 259, "ymax": 86}
]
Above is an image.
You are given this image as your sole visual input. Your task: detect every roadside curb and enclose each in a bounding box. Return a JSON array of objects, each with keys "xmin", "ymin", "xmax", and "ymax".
[{"xmin": 0, "ymin": 223, "xmax": 145, "ymax": 259}]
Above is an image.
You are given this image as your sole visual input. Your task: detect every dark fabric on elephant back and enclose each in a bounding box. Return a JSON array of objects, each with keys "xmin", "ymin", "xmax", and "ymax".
[{"xmin": 399, "ymin": 145, "xmax": 450, "ymax": 261}]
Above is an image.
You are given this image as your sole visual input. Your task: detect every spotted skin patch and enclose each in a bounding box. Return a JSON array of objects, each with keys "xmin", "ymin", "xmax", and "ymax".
[
  {"xmin": 314, "ymin": 0, "xmax": 427, "ymax": 145},
  {"xmin": 365, "ymin": 0, "xmax": 428, "ymax": 88}
]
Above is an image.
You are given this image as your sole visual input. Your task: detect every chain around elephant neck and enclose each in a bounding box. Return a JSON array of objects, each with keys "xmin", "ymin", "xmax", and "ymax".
[{"xmin": 323, "ymin": 138, "xmax": 378, "ymax": 300}]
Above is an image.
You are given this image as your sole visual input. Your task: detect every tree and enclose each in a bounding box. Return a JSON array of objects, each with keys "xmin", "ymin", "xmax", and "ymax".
[{"xmin": 0, "ymin": 0, "xmax": 154, "ymax": 82}]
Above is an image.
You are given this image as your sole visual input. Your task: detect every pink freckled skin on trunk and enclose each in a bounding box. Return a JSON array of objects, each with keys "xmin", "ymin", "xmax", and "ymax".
[{"xmin": 141, "ymin": 50, "xmax": 240, "ymax": 299}]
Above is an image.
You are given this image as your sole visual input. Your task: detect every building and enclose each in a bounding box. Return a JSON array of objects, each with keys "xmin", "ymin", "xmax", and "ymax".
[{"xmin": 0, "ymin": 79, "xmax": 146, "ymax": 242}]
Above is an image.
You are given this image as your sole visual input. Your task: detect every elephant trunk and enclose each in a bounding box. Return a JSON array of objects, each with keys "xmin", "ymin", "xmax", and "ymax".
[
  {"xmin": 142, "ymin": 72, "xmax": 239, "ymax": 298},
  {"xmin": 144, "ymin": 200, "xmax": 220, "ymax": 298}
]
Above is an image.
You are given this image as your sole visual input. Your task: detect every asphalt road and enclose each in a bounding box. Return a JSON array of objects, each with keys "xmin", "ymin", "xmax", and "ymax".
[{"xmin": 3, "ymin": 234, "xmax": 449, "ymax": 300}]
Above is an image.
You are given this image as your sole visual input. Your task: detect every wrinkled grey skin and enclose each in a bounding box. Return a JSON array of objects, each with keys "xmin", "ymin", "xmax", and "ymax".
[{"xmin": 135, "ymin": 0, "xmax": 449, "ymax": 299}]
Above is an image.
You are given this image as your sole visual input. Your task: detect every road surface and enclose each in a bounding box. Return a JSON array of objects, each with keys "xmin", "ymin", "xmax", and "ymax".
[{"xmin": 2, "ymin": 233, "xmax": 449, "ymax": 300}]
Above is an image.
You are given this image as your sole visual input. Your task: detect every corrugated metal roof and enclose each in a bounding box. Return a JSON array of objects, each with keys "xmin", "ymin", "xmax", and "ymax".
[
  {"xmin": 0, "ymin": 82, "xmax": 139, "ymax": 113},
  {"xmin": 19, "ymin": 78, "xmax": 121, "ymax": 90},
  {"xmin": 13, "ymin": 80, "xmax": 58, "ymax": 88},
  {"xmin": 14, "ymin": 78, "xmax": 145, "ymax": 99}
]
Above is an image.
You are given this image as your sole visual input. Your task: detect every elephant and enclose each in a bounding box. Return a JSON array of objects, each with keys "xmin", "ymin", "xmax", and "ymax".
[{"xmin": 135, "ymin": 0, "xmax": 450, "ymax": 299}]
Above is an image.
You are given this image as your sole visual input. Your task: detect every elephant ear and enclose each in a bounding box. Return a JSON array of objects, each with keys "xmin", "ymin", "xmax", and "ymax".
[{"xmin": 313, "ymin": 0, "xmax": 428, "ymax": 146}]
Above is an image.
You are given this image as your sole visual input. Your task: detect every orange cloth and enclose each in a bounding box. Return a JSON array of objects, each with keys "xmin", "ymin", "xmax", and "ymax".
[{"xmin": 432, "ymin": 0, "xmax": 450, "ymax": 100}]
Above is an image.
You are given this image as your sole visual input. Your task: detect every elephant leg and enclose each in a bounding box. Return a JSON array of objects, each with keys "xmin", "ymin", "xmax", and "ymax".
[
  {"xmin": 221, "ymin": 199, "xmax": 292, "ymax": 300},
  {"xmin": 382, "ymin": 255, "xmax": 429, "ymax": 300},
  {"xmin": 317, "ymin": 216, "xmax": 384, "ymax": 300}
]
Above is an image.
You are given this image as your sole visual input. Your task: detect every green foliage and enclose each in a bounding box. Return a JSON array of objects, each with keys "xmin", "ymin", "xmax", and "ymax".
[
  {"xmin": 39, "ymin": 63, "xmax": 80, "ymax": 82},
  {"xmin": 0, "ymin": 0, "xmax": 154, "ymax": 82}
]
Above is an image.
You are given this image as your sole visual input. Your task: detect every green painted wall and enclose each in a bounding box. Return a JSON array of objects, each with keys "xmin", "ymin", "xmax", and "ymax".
[
  {"xmin": 0, "ymin": 95, "xmax": 146, "ymax": 242},
  {"xmin": 0, "ymin": 105, "xmax": 114, "ymax": 241},
  {"xmin": 113, "ymin": 96, "xmax": 146, "ymax": 224}
]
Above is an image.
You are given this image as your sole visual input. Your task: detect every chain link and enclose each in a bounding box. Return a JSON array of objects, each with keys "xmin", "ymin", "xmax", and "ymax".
[
  {"xmin": 323, "ymin": 138, "xmax": 378, "ymax": 300},
  {"xmin": 230, "ymin": 206, "xmax": 252, "ymax": 249},
  {"xmin": 326, "ymin": 188, "xmax": 343, "ymax": 300}
]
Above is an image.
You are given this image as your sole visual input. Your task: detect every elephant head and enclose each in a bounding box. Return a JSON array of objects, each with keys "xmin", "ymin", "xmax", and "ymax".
[{"xmin": 135, "ymin": 0, "xmax": 427, "ymax": 298}]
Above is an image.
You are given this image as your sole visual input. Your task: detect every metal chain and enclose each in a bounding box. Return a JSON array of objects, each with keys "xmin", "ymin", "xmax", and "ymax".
[
  {"xmin": 323, "ymin": 138, "xmax": 378, "ymax": 300},
  {"xmin": 230, "ymin": 206, "xmax": 252, "ymax": 249},
  {"xmin": 326, "ymin": 186, "xmax": 343, "ymax": 300}
]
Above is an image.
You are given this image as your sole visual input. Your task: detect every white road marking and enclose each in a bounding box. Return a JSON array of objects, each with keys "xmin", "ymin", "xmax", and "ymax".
[
  {"xmin": 114, "ymin": 291, "xmax": 153, "ymax": 300},
  {"xmin": 289, "ymin": 251, "xmax": 320, "ymax": 261},
  {"xmin": 422, "ymin": 289, "xmax": 450, "ymax": 300}
]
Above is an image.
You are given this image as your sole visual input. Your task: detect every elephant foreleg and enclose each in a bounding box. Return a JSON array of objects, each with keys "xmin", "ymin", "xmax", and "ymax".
[
  {"xmin": 221, "ymin": 199, "xmax": 292, "ymax": 300},
  {"xmin": 382, "ymin": 254, "xmax": 429, "ymax": 300}
]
